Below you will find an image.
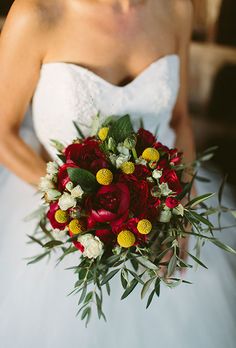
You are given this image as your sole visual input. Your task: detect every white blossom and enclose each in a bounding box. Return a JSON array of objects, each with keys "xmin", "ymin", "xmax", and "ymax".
[
  {"xmin": 78, "ymin": 234, "xmax": 104, "ymax": 259},
  {"xmin": 38, "ymin": 175, "xmax": 55, "ymax": 192},
  {"xmin": 135, "ymin": 158, "xmax": 147, "ymax": 166},
  {"xmin": 158, "ymin": 208, "xmax": 172, "ymax": 223},
  {"xmin": 109, "ymin": 153, "xmax": 130, "ymax": 169},
  {"xmin": 159, "ymin": 182, "xmax": 173, "ymax": 196},
  {"xmin": 46, "ymin": 189, "xmax": 61, "ymax": 201},
  {"xmin": 152, "ymin": 169, "xmax": 163, "ymax": 180},
  {"xmin": 46, "ymin": 161, "xmax": 59, "ymax": 176},
  {"xmin": 58, "ymin": 192, "xmax": 76, "ymax": 211},
  {"xmin": 71, "ymin": 185, "xmax": 84, "ymax": 199},
  {"xmin": 65, "ymin": 181, "xmax": 74, "ymax": 192},
  {"xmin": 173, "ymin": 204, "xmax": 184, "ymax": 216},
  {"xmin": 117, "ymin": 143, "xmax": 130, "ymax": 156}
]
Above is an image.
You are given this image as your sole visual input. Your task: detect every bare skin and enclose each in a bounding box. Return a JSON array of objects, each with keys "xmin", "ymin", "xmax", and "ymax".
[{"xmin": 0, "ymin": 0, "xmax": 194, "ymax": 265}]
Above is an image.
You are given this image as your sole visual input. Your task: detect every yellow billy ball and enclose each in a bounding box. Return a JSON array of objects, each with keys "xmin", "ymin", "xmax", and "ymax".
[
  {"xmin": 117, "ymin": 230, "xmax": 136, "ymax": 248},
  {"xmin": 69, "ymin": 219, "xmax": 84, "ymax": 235},
  {"xmin": 142, "ymin": 148, "xmax": 160, "ymax": 162},
  {"xmin": 98, "ymin": 127, "xmax": 109, "ymax": 141},
  {"xmin": 54, "ymin": 209, "xmax": 68, "ymax": 224},
  {"xmin": 137, "ymin": 219, "xmax": 152, "ymax": 235},
  {"xmin": 96, "ymin": 169, "xmax": 113, "ymax": 185},
  {"xmin": 120, "ymin": 161, "xmax": 135, "ymax": 174}
]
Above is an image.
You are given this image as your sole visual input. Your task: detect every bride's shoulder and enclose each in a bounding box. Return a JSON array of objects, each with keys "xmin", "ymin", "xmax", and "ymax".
[{"xmin": 5, "ymin": 0, "xmax": 64, "ymax": 30}]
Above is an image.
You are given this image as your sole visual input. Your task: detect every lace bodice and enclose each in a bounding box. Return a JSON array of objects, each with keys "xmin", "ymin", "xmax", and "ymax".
[{"xmin": 32, "ymin": 54, "xmax": 180, "ymax": 159}]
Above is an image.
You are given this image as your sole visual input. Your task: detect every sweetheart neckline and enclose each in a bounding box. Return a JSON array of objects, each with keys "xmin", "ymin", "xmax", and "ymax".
[{"xmin": 41, "ymin": 54, "xmax": 179, "ymax": 89}]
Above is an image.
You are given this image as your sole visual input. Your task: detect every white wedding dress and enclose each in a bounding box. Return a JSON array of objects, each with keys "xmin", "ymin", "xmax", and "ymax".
[{"xmin": 0, "ymin": 55, "xmax": 236, "ymax": 348}]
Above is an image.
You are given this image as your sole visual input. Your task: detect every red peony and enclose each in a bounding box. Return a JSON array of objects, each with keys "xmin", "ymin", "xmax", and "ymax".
[
  {"xmin": 95, "ymin": 229, "xmax": 115, "ymax": 245},
  {"xmin": 136, "ymin": 128, "xmax": 156, "ymax": 156},
  {"xmin": 134, "ymin": 164, "xmax": 151, "ymax": 180},
  {"xmin": 87, "ymin": 183, "xmax": 130, "ymax": 228},
  {"xmin": 165, "ymin": 197, "xmax": 180, "ymax": 209},
  {"xmin": 119, "ymin": 174, "xmax": 149, "ymax": 218},
  {"xmin": 160, "ymin": 169, "xmax": 182, "ymax": 195},
  {"xmin": 57, "ymin": 163, "xmax": 79, "ymax": 191},
  {"xmin": 64, "ymin": 140, "xmax": 108, "ymax": 173},
  {"xmin": 47, "ymin": 202, "xmax": 67, "ymax": 230}
]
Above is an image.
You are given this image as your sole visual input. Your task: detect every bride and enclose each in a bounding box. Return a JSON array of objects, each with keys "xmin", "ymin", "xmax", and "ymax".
[{"xmin": 0, "ymin": 0, "xmax": 235, "ymax": 347}]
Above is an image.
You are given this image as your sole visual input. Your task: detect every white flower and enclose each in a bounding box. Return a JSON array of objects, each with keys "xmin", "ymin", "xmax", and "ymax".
[
  {"xmin": 58, "ymin": 192, "xmax": 76, "ymax": 211},
  {"xmin": 158, "ymin": 208, "xmax": 172, "ymax": 223},
  {"xmin": 46, "ymin": 189, "xmax": 61, "ymax": 201},
  {"xmin": 173, "ymin": 204, "xmax": 184, "ymax": 216},
  {"xmin": 109, "ymin": 154, "xmax": 130, "ymax": 169},
  {"xmin": 117, "ymin": 143, "xmax": 130, "ymax": 156},
  {"xmin": 152, "ymin": 169, "xmax": 163, "ymax": 180},
  {"xmin": 71, "ymin": 185, "xmax": 84, "ymax": 199},
  {"xmin": 65, "ymin": 181, "xmax": 74, "ymax": 192},
  {"xmin": 78, "ymin": 234, "xmax": 104, "ymax": 259},
  {"xmin": 38, "ymin": 175, "xmax": 55, "ymax": 192},
  {"xmin": 46, "ymin": 161, "xmax": 59, "ymax": 176},
  {"xmin": 159, "ymin": 182, "xmax": 173, "ymax": 196},
  {"xmin": 135, "ymin": 158, "xmax": 147, "ymax": 166}
]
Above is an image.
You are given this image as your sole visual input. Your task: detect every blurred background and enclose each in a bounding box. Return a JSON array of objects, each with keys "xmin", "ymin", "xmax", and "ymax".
[{"xmin": 0, "ymin": 0, "xmax": 236, "ymax": 191}]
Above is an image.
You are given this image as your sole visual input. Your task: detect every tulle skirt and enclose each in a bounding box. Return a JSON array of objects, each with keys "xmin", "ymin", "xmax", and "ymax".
[{"xmin": 0, "ymin": 118, "xmax": 236, "ymax": 348}]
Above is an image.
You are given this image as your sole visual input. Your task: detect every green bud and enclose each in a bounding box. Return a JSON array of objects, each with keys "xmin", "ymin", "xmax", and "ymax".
[{"xmin": 124, "ymin": 134, "xmax": 137, "ymax": 150}]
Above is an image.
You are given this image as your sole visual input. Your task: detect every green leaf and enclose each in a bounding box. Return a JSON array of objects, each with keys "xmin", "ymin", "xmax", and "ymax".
[
  {"xmin": 84, "ymin": 291, "xmax": 93, "ymax": 304},
  {"xmin": 187, "ymin": 252, "xmax": 208, "ymax": 269},
  {"xmin": 195, "ymin": 176, "xmax": 211, "ymax": 183},
  {"xmin": 78, "ymin": 284, "xmax": 87, "ymax": 305},
  {"xmin": 187, "ymin": 210, "xmax": 214, "ymax": 228},
  {"xmin": 67, "ymin": 168, "xmax": 97, "ymax": 193},
  {"xmin": 105, "ymin": 282, "xmax": 111, "ymax": 296},
  {"xmin": 186, "ymin": 193, "xmax": 215, "ymax": 208},
  {"xmin": 27, "ymin": 234, "xmax": 44, "ymax": 247},
  {"xmin": 155, "ymin": 278, "xmax": 160, "ymax": 297},
  {"xmin": 136, "ymin": 256, "xmax": 157, "ymax": 270},
  {"xmin": 231, "ymin": 211, "xmax": 236, "ymax": 219},
  {"xmin": 73, "ymin": 121, "xmax": 85, "ymax": 139},
  {"xmin": 127, "ymin": 269, "xmax": 144, "ymax": 285},
  {"xmin": 218, "ymin": 175, "xmax": 228, "ymax": 206},
  {"xmin": 120, "ymin": 269, "xmax": 129, "ymax": 289},
  {"xmin": 108, "ymin": 114, "xmax": 134, "ymax": 143},
  {"xmin": 167, "ymin": 254, "xmax": 177, "ymax": 277},
  {"xmin": 141, "ymin": 278, "xmax": 155, "ymax": 299},
  {"xmin": 27, "ymin": 251, "xmax": 50, "ymax": 265},
  {"xmin": 121, "ymin": 278, "xmax": 138, "ymax": 300},
  {"xmin": 211, "ymin": 239, "xmax": 236, "ymax": 254},
  {"xmin": 81, "ymin": 307, "xmax": 91, "ymax": 327},
  {"xmin": 101, "ymin": 269, "xmax": 120, "ymax": 286},
  {"xmin": 146, "ymin": 289, "xmax": 155, "ymax": 309},
  {"xmin": 44, "ymin": 240, "xmax": 63, "ymax": 249}
]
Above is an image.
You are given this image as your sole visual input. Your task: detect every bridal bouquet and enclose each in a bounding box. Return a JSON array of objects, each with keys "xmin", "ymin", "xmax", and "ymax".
[{"xmin": 28, "ymin": 114, "xmax": 236, "ymax": 326}]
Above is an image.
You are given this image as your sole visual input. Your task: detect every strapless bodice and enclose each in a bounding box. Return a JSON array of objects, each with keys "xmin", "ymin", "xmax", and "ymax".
[{"xmin": 32, "ymin": 54, "xmax": 180, "ymax": 158}]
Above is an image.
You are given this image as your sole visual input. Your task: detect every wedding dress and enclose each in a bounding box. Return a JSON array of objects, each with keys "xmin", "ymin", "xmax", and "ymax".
[{"xmin": 0, "ymin": 55, "xmax": 236, "ymax": 348}]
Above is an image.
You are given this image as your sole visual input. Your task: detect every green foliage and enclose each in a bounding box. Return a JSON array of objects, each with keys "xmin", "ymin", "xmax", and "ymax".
[
  {"xmin": 67, "ymin": 167, "xmax": 97, "ymax": 192},
  {"xmin": 108, "ymin": 114, "xmax": 134, "ymax": 143}
]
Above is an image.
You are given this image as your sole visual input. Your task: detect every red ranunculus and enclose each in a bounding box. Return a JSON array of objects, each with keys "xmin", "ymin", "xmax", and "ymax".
[
  {"xmin": 160, "ymin": 169, "xmax": 182, "ymax": 195},
  {"xmin": 57, "ymin": 163, "xmax": 79, "ymax": 191},
  {"xmin": 87, "ymin": 183, "xmax": 130, "ymax": 228},
  {"xmin": 169, "ymin": 149, "xmax": 183, "ymax": 166},
  {"xmin": 165, "ymin": 197, "xmax": 180, "ymax": 209},
  {"xmin": 154, "ymin": 141, "xmax": 170, "ymax": 154},
  {"xmin": 64, "ymin": 140, "xmax": 108, "ymax": 173},
  {"xmin": 136, "ymin": 128, "xmax": 156, "ymax": 156},
  {"xmin": 47, "ymin": 202, "xmax": 68, "ymax": 230}
]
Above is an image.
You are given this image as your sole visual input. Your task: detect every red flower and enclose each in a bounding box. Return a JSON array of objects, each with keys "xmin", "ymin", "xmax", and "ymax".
[
  {"xmin": 46, "ymin": 202, "xmax": 67, "ymax": 230},
  {"xmin": 87, "ymin": 183, "xmax": 130, "ymax": 228},
  {"xmin": 95, "ymin": 229, "xmax": 115, "ymax": 245},
  {"xmin": 154, "ymin": 142, "xmax": 170, "ymax": 153},
  {"xmin": 169, "ymin": 149, "xmax": 183, "ymax": 166},
  {"xmin": 134, "ymin": 164, "xmax": 151, "ymax": 180},
  {"xmin": 136, "ymin": 128, "xmax": 156, "ymax": 156},
  {"xmin": 147, "ymin": 196, "xmax": 161, "ymax": 220},
  {"xmin": 64, "ymin": 140, "xmax": 108, "ymax": 173},
  {"xmin": 69, "ymin": 230, "xmax": 84, "ymax": 252},
  {"xmin": 57, "ymin": 163, "xmax": 79, "ymax": 191},
  {"xmin": 119, "ymin": 174, "xmax": 149, "ymax": 218},
  {"xmin": 160, "ymin": 169, "xmax": 182, "ymax": 195},
  {"xmin": 165, "ymin": 197, "xmax": 180, "ymax": 209}
]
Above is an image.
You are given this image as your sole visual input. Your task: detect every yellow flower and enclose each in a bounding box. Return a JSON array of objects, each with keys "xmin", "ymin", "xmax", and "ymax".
[
  {"xmin": 137, "ymin": 219, "xmax": 152, "ymax": 235},
  {"xmin": 69, "ymin": 219, "xmax": 85, "ymax": 235},
  {"xmin": 54, "ymin": 209, "xmax": 69, "ymax": 224},
  {"xmin": 98, "ymin": 127, "xmax": 109, "ymax": 141},
  {"xmin": 142, "ymin": 148, "xmax": 160, "ymax": 162},
  {"xmin": 117, "ymin": 230, "xmax": 136, "ymax": 248},
  {"xmin": 96, "ymin": 169, "xmax": 113, "ymax": 185},
  {"xmin": 120, "ymin": 161, "xmax": 135, "ymax": 174}
]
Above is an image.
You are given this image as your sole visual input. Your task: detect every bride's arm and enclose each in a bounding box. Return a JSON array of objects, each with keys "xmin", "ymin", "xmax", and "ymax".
[
  {"xmin": 171, "ymin": 1, "xmax": 196, "ymax": 179},
  {"xmin": 0, "ymin": 1, "xmax": 47, "ymax": 186}
]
